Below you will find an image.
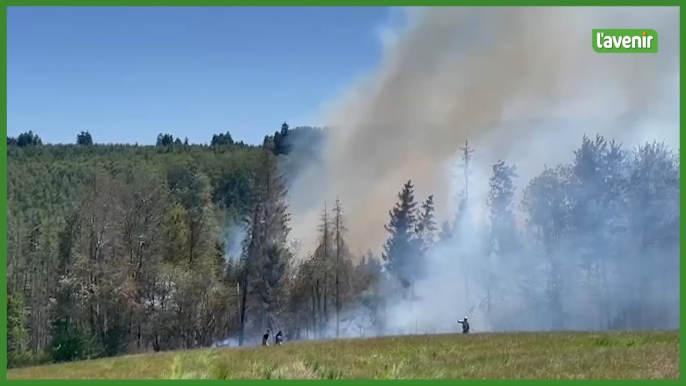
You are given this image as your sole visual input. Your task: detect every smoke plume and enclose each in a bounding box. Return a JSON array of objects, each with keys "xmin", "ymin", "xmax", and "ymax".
[
  {"xmin": 281, "ymin": 6, "xmax": 678, "ymax": 337},
  {"xmin": 289, "ymin": 6, "xmax": 679, "ymax": 256}
]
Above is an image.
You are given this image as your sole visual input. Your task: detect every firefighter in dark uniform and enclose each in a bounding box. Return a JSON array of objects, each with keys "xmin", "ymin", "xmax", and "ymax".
[
  {"xmin": 262, "ymin": 330, "xmax": 271, "ymax": 346},
  {"xmin": 458, "ymin": 317, "xmax": 470, "ymax": 333}
]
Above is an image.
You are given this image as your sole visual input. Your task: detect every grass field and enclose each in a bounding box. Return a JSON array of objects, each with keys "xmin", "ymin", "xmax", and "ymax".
[{"xmin": 7, "ymin": 330, "xmax": 679, "ymax": 379}]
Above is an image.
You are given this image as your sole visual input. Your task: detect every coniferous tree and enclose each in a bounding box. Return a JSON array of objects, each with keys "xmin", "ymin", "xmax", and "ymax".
[
  {"xmin": 156, "ymin": 133, "xmax": 174, "ymax": 147},
  {"xmin": 76, "ymin": 131, "xmax": 93, "ymax": 146},
  {"xmin": 485, "ymin": 160, "xmax": 519, "ymax": 323},
  {"xmin": 522, "ymin": 166, "xmax": 572, "ymax": 330},
  {"xmin": 238, "ymin": 149, "xmax": 291, "ymax": 343},
  {"xmin": 15, "ymin": 131, "xmax": 43, "ymax": 147},
  {"xmin": 314, "ymin": 202, "xmax": 332, "ymax": 336},
  {"xmin": 382, "ymin": 180, "xmax": 419, "ymax": 293},
  {"xmin": 624, "ymin": 142, "xmax": 679, "ymax": 328},
  {"xmin": 488, "ymin": 161, "xmax": 519, "ymax": 254},
  {"xmin": 332, "ymin": 197, "xmax": 349, "ymax": 338},
  {"xmin": 568, "ymin": 135, "xmax": 627, "ymax": 329},
  {"xmin": 211, "ymin": 132, "xmax": 234, "ymax": 147},
  {"xmin": 415, "ymin": 195, "xmax": 437, "ymax": 270}
]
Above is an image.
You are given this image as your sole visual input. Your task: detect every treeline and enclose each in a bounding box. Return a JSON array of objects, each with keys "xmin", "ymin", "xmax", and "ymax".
[
  {"xmin": 7, "ymin": 123, "xmax": 324, "ymax": 152},
  {"xmin": 7, "ymin": 127, "xmax": 679, "ymax": 369}
]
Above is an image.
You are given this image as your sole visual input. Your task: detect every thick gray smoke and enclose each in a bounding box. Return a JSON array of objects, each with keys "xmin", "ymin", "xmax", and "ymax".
[{"xmin": 286, "ymin": 7, "xmax": 679, "ymax": 336}]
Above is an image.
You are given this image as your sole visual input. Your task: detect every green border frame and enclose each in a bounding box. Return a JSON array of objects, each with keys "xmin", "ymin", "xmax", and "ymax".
[{"xmin": 1, "ymin": 1, "xmax": 682, "ymax": 383}]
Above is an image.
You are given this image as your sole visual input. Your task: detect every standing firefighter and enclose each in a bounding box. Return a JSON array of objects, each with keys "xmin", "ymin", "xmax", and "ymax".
[
  {"xmin": 275, "ymin": 331, "xmax": 283, "ymax": 346},
  {"xmin": 458, "ymin": 317, "xmax": 470, "ymax": 334},
  {"xmin": 262, "ymin": 330, "xmax": 271, "ymax": 346}
]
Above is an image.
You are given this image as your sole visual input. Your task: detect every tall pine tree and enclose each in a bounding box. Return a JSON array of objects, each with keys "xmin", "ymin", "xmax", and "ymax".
[
  {"xmin": 485, "ymin": 160, "xmax": 519, "ymax": 323},
  {"xmin": 382, "ymin": 180, "xmax": 420, "ymax": 294},
  {"xmin": 332, "ymin": 197, "xmax": 348, "ymax": 338},
  {"xmin": 238, "ymin": 150, "xmax": 291, "ymax": 344},
  {"xmin": 415, "ymin": 195, "xmax": 437, "ymax": 279}
]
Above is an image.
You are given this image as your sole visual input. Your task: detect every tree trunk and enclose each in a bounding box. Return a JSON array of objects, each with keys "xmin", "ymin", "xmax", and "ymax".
[
  {"xmin": 335, "ymin": 226, "xmax": 340, "ymax": 339},
  {"xmin": 335, "ymin": 274, "xmax": 340, "ymax": 339},
  {"xmin": 238, "ymin": 280, "xmax": 248, "ymax": 346},
  {"xmin": 315, "ymin": 280, "xmax": 323, "ymax": 337},
  {"xmin": 310, "ymin": 288, "xmax": 317, "ymax": 339}
]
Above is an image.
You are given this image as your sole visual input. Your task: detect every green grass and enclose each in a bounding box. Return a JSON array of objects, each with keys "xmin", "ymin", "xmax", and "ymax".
[{"xmin": 7, "ymin": 330, "xmax": 679, "ymax": 379}]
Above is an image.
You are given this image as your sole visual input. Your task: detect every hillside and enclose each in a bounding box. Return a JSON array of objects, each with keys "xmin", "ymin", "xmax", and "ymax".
[{"xmin": 7, "ymin": 331, "xmax": 680, "ymax": 379}]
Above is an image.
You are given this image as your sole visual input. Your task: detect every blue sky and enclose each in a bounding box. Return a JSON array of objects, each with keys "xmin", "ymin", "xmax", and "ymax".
[{"xmin": 8, "ymin": 6, "xmax": 390, "ymax": 145}]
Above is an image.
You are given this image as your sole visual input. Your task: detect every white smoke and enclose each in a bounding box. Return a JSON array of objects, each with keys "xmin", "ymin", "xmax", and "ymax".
[
  {"xmin": 290, "ymin": 5, "xmax": 679, "ymax": 257},
  {"xmin": 285, "ymin": 6, "xmax": 679, "ymax": 336}
]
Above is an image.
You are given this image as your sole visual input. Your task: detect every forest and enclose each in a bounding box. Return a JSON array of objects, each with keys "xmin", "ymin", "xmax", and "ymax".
[{"xmin": 6, "ymin": 124, "xmax": 680, "ymax": 368}]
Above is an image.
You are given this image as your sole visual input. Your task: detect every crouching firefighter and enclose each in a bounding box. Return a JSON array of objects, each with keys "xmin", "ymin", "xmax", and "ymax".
[{"xmin": 458, "ymin": 317, "xmax": 470, "ymax": 334}]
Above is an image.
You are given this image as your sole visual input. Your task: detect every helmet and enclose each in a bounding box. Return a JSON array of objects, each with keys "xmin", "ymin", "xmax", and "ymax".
[{"xmin": 464, "ymin": 317, "xmax": 468, "ymax": 320}]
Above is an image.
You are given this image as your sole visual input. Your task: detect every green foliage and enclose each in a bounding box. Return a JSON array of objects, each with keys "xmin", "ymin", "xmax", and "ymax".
[
  {"xmin": 76, "ymin": 131, "xmax": 93, "ymax": 146},
  {"xmin": 211, "ymin": 132, "xmax": 234, "ymax": 147},
  {"xmin": 49, "ymin": 320, "xmax": 102, "ymax": 363},
  {"xmin": 156, "ymin": 133, "xmax": 175, "ymax": 147},
  {"xmin": 7, "ymin": 141, "xmax": 272, "ymax": 365},
  {"xmin": 7, "ymin": 293, "xmax": 30, "ymax": 368},
  {"xmin": 8, "ymin": 130, "xmax": 43, "ymax": 147},
  {"xmin": 6, "ymin": 126, "xmax": 371, "ymax": 369}
]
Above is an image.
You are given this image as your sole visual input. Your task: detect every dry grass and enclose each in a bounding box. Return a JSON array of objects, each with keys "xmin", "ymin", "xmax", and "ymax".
[{"xmin": 7, "ymin": 330, "xmax": 679, "ymax": 379}]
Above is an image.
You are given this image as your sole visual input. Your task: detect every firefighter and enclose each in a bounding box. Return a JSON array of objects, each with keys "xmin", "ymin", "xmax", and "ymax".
[
  {"xmin": 275, "ymin": 330, "xmax": 283, "ymax": 346},
  {"xmin": 262, "ymin": 329, "xmax": 271, "ymax": 346},
  {"xmin": 458, "ymin": 317, "xmax": 470, "ymax": 334}
]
